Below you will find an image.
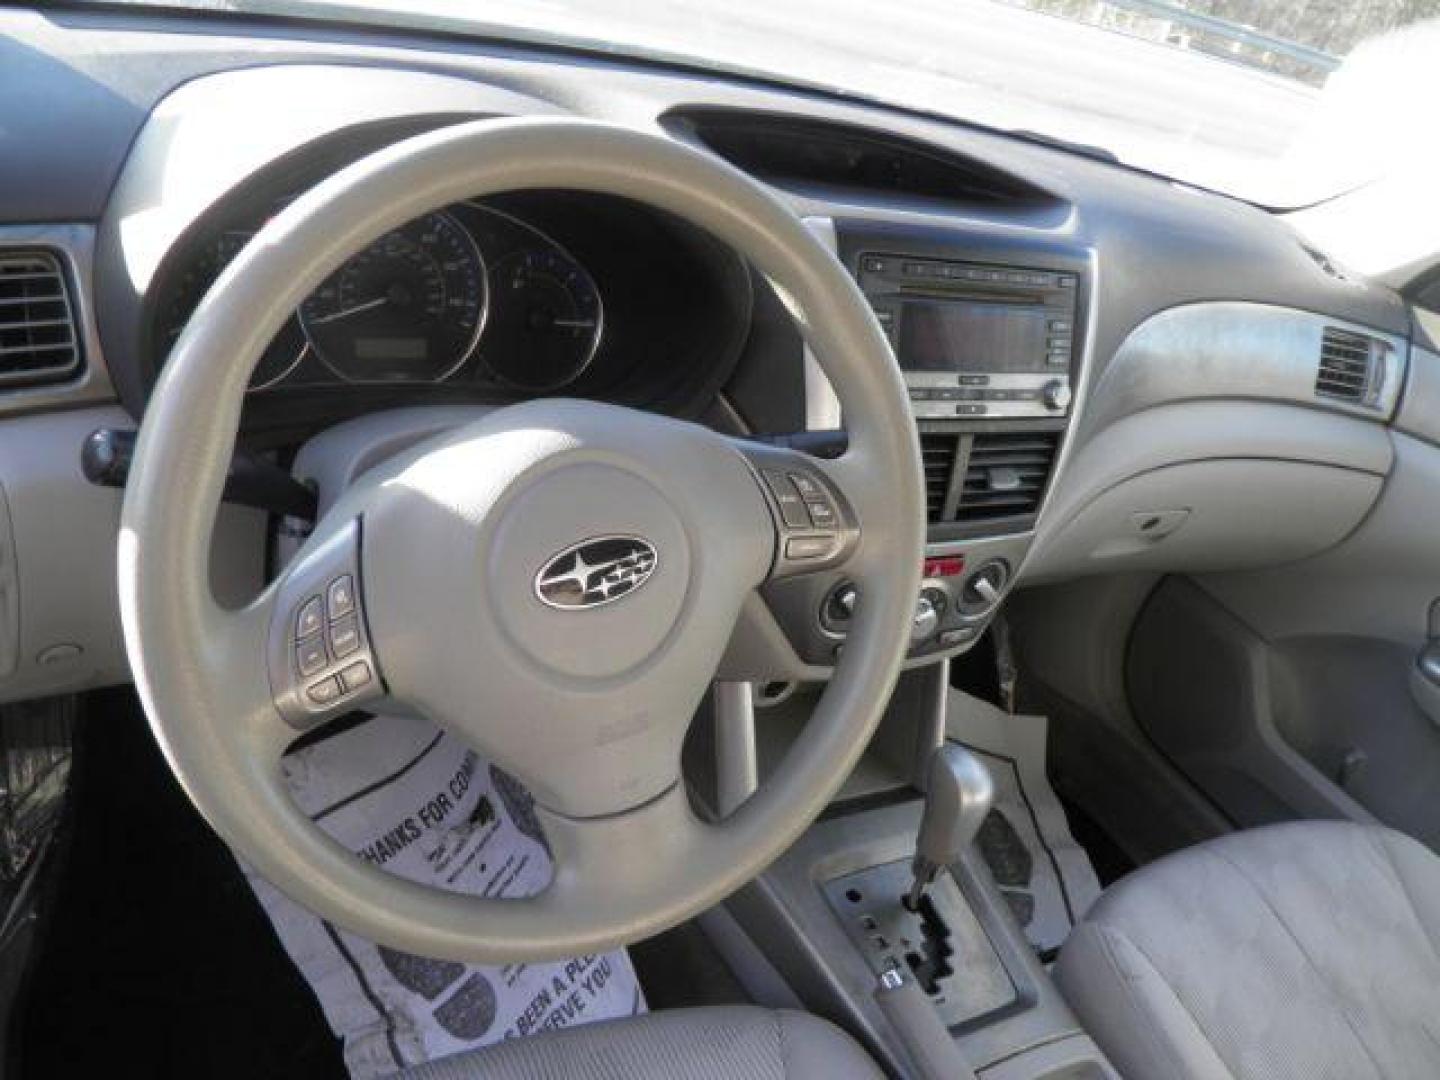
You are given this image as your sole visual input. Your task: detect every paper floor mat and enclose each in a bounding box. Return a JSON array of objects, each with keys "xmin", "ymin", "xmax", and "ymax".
[
  {"xmin": 946, "ymin": 692, "xmax": 1102, "ymax": 955},
  {"xmin": 241, "ymin": 712, "xmax": 645, "ymax": 1079}
]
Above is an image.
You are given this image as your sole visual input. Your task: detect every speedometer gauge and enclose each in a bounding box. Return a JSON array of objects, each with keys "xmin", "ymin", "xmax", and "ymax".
[
  {"xmin": 300, "ymin": 211, "xmax": 486, "ymax": 383},
  {"xmin": 482, "ymin": 248, "xmax": 603, "ymax": 391}
]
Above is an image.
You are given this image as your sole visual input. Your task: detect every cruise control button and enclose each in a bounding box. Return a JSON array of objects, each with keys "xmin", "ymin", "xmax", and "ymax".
[
  {"xmin": 296, "ymin": 596, "xmax": 324, "ymax": 640},
  {"xmin": 806, "ymin": 500, "xmax": 837, "ymax": 527},
  {"xmin": 296, "ymin": 636, "xmax": 327, "ymax": 677},
  {"xmin": 329, "ymin": 614, "xmax": 360, "ymax": 658},
  {"xmin": 326, "ymin": 574, "xmax": 355, "ymax": 619},
  {"xmin": 762, "ymin": 471, "xmax": 812, "ymax": 529},
  {"xmin": 339, "ymin": 660, "xmax": 372, "ymax": 693},
  {"xmin": 306, "ymin": 677, "xmax": 343, "ymax": 707},
  {"xmin": 785, "ymin": 535, "xmax": 836, "ymax": 560}
]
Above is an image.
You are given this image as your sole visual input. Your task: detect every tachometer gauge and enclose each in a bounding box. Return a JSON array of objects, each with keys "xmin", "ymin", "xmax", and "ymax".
[
  {"xmin": 161, "ymin": 230, "xmax": 305, "ymax": 390},
  {"xmin": 300, "ymin": 211, "xmax": 486, "ymax": 383},
  {"xmin": 482, "ymin": 248, "xmax": 603, "ymax": 391}
]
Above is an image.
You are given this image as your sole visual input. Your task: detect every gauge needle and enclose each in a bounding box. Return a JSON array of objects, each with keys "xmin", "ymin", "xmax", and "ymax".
[
  {"xmin": 552, "ymin": 318, "xmax": 597, "ymax": 328},
  {"xmin": 309, "ymin": 296, "xmax": 388, "ymax": 325}
]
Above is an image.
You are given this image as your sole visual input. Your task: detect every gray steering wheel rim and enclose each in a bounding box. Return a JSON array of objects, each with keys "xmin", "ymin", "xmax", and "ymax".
[{"xmin": 119, "ymin": 117, "xmax": 925, "ymax": 963}]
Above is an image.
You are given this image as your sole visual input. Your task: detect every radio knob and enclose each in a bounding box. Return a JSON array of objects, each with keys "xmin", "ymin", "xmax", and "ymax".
[{"xmin": 1043, "ymin": 379, "xmax": 1072, "ymax": 412}]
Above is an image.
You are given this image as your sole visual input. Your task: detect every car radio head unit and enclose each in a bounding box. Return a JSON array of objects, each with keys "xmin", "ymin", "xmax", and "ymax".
[{"xmin": 858, "ymin": 254, "xmax": 1078, "ymax": 419}]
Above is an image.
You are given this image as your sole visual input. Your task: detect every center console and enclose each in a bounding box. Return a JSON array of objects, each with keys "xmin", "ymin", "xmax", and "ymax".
[
  {"xmin": 761, "ymin": 221, "xmax": 1090, "ymax": 670},
  {"xmin": 704, "ymin": 220, "xmax": 1110, "ymax": 1077}
]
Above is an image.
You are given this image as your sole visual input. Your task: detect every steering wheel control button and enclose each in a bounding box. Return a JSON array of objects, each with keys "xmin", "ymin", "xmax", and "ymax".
[
  {"xmin": 306, "ymin": 677, "xmax": 343, "ymax": 707},
  {"xmin": 326, "ymin": 575, "xmax": 355, "ymax": 619},
  {"xmin": 329, "ymin": 614, "xmax": 361, "ymax": 658},
  {"xmin": 785, "ymin": 535, "xmax": 836, "ymax": 561},
  {"xmin": 268, "ymin": 519, "xmax": 383, "ymax": 728},
  {"xmin": 295, "ymin": 637, "xmax": 327, "ymax": 677},
  {"xmin": 338, "ymin": 660, "xmax": 372, "ymax": 693},
  {"xmin": 296, "ymin": 596, "xmax": 325, "ymax": 640},
  {"xmin": 762, "ymin": 471, "xmax": 812, "ymax": 529}
]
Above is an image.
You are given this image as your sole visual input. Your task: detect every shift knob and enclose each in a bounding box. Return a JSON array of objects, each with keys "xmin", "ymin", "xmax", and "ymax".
[{"xmin": 906, "ymin": 743, "xmax": 995, "ymax": 909}]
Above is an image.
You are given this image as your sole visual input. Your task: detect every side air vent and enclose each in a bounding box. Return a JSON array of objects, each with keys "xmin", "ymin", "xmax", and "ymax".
[
  {"xmin": 921, "ymin": 433, "xmax": 960, "ymax": 521},
  {"xmin": 1315, "ymin": 327, "xmax": 1380, "ymax": 405},
  {"xmin": 0, "ymin": 252, "xmax": 81, "ymax": 386},
  {"xmin": 663, "ymin": 109, "xmax": 1062, "ymax": 214},
  {"xmin": 922, "ymin": 431, "xmax": 1060, "ymax": 526}
]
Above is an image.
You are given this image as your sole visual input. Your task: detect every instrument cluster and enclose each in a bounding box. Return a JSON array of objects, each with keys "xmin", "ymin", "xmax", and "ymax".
[{"xmin": 159, "ymin": 201, "xmax": 604, "ymax": 393}]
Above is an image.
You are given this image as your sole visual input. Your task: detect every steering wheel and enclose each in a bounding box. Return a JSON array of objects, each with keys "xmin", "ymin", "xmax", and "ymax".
[{"xmin": 119, "ymin": 118, "xmax": 924, "ymax": 963}]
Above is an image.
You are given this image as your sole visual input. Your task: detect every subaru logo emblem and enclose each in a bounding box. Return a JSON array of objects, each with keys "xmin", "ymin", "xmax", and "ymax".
[{"xmin": 534, "ymin": 535, "xmax": 658, "ymax": 610}]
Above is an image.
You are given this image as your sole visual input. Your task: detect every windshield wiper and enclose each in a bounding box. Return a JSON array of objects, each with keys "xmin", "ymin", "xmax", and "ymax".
[{"xmin": 1007, "ymin": 130, "xmax": 1120, "ymax": 165}]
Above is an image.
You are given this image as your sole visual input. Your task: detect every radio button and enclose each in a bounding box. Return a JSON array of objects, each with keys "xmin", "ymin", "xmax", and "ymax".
[
  {"xmin": 1049, "ymin": 320, "xmax": 1072, "ymax": 332},
  {"xmin": 1047, "ymin": 354, "xmax": 1069, "ymax": 367},
  {"xmin": 959, "ymin": 375, "xmax": 989, "ymax": 386},
  {"xmin": 862, "ymin": 256, "xmax": 888, "ymax": 273},
  {"xmin": 957, "ymin": 403, "xmax": 988, "ymax": 416}
]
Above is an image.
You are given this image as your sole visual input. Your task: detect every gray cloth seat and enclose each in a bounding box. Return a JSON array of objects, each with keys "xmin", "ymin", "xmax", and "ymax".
[
  {"xmin": 1055, "ymin": 819, "xmax": 1440, "ymax": 1080},
  {"xmin": 391, "ymin": 1005, "xmax": 883, "ymax": 1079}
]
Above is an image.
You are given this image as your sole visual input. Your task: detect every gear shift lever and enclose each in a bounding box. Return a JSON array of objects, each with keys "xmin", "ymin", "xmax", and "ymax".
[{"xmin": 905, "ymin": 743, "xmax": 994, "ymax": 910}]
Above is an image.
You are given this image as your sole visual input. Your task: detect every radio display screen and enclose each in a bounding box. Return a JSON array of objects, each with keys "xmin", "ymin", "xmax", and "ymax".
[{"xmin": 898, "ymin": 301, "xmax": 1047, "ymax": 373}]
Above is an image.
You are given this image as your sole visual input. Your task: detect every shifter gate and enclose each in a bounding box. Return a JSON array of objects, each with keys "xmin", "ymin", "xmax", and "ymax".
[{"xmin": 824, "ymin": 858, "xmax": 1016, "ymax": 1028}]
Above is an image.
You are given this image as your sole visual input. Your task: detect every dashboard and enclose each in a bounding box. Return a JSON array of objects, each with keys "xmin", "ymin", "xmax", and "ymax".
[{"xmin": 0, "ymin": 6, "xmax": 1432, "ymax": 701}]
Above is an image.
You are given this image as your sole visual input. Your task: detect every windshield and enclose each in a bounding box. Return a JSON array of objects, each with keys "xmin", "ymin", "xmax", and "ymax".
[{"xmin": 113, "ymin": 0, "xmax": 1440, "ymax": 208}]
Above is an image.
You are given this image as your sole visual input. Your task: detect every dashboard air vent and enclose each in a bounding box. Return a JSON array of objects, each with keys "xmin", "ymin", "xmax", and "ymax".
[
  {"xmin": 1315, "ymin": 327, "xmax": 1379, "ymax": 405},
  {"xmin": 954, "ymin": 432, "xmax": 1060, "ymax": 523},
  {"xmin": 921, "ymin": 433, "xmax": 960, "ymax": 522},
  {"xmin": 0, "ymin": 251, "xmax": 81, "ymax": 386}
]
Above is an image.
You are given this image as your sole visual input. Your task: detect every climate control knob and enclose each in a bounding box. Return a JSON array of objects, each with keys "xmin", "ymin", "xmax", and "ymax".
[
  {"xmin": 1043, "ymin": 379, "xmax": 1072, "ymax": 413},
  {"xmin": 959, "ymin": 560, "xmax": 1011, "ymax": 616}
]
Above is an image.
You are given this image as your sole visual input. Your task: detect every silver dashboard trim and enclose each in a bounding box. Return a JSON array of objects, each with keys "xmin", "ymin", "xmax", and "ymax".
[
  {"xmin": 1081, "ymin": 301, "xmax": 1409, "ymax": 439},
  {"xmin": 800, "ymin": 216, "xmax": 843, "ymax": 431},
  {"xmin": 0, "ymin": 224, "xmax": 117, "ymax": 416}
]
